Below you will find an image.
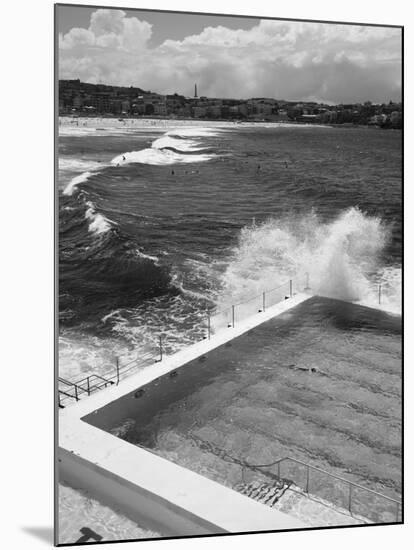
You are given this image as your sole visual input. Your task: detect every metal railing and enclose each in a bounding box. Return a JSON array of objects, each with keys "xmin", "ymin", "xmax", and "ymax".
[
  {"xmin": 58, "ymin": 373, "xmax": 115, "ymax": 407},
  {"xmin": 184, "ymin": 434, "xmax": 401, "ymax": 523},
  {"xmin": 59, "ymin": 275, "xmax": 309, "ymax": 407},
  {"xmin": 239, "ymin": 456, "xmax": 401, "ymax": 523},
  {"xmin": 58, "ymin": 350, "xmax": 156, "ymax": 407},
  {"xmin": 209, "ymin": 277, "xmax": 297, "ymax": 335}
]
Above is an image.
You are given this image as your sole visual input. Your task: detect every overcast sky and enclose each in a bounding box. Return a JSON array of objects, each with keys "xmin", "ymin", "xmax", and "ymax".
[{"xmin": 57, "ymin": 6, "xmax": 402, "ymax": 104}]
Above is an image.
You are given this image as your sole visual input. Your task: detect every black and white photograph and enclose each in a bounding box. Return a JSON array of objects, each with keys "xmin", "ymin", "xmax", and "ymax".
[{"xmin": 55, "ymin": 2, "xmax": 402, "ymax": 546}]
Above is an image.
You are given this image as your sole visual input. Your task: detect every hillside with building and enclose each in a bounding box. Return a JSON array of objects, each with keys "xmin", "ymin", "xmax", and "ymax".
[{"xmin": 59, "ymin": 79, "xmax": 402, "ymax": 128}]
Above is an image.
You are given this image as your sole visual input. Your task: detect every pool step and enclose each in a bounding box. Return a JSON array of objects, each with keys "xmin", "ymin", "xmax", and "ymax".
[
  {"xmin": 233, "ymin": 480, "xmax": 290, "ymax": 507},
  {"xmin": 234, "ymin": 479, "xmax": 369, "ymax": 526},
  {"xmin": 274, "ymin": 486, "xmax": 368, "ymax": 527}
]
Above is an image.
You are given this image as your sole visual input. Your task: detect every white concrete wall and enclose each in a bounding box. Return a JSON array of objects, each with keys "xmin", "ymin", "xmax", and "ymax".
[{"xmin": 59, "ymin": 448, "xmax": 225, "ymax": 537}]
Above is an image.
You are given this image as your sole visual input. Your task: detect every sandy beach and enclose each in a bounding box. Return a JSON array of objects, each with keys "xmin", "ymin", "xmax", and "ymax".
[{"xmin": 58, "ymin": 116, "xmax": 329, "ymax": 134}]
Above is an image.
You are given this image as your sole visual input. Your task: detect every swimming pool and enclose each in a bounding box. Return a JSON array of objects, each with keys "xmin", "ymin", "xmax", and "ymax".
[{"xmin": 84, "ymin": 296, "xmax": 401, "ymax": 526}]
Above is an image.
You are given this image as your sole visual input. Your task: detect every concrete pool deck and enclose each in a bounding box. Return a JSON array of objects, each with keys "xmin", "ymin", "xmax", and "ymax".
[{"xmin": 58, "ymin": 293, "xmax": 312, "ymax": 541}]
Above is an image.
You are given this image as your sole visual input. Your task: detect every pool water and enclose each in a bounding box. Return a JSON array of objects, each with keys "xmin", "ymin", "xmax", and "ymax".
[{"xmin": 104, "ymin": 297, "xmax": 402, "ymax": 524}]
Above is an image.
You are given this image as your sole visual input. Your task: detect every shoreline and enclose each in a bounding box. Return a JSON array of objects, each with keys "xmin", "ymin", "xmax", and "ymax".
[
  {"xmin": 58, "ymin": 116, "xmax": 399, "ymax": 131},
  {"xmin": 58, "ymin": 116, "xmax": 333, "ymax": 131}
]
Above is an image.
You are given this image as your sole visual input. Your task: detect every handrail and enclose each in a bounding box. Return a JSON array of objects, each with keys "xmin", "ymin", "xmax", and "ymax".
[
  {"xmin": 272, "ymin": 457, "xmax": 401, "ymax": 506},
  {"xmin": 58, "ymin": 388, "xmax": 78, "ymax": 400},
  {"xmin": 58, "ymin": 377, "xmax": 75, "ymax": 387},
  {"xmin": 185, "ymin": 434, "xmax": 401, "ymax": 522},
  {"xmin": 240, "ymin": 455, "xmax": 401, "ymax": 521},
  {"xmin": 212, "ymin": 278, "xmax": 294, "ymax": 316}
]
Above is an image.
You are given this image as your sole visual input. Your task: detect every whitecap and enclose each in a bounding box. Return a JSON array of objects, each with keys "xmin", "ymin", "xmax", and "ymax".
[
  {"xmin": 111, "ymin": 148, "xmax": 214, "ymax": 166},
  {"xmin": 136, "ymin": 249, "xmax": 159, "ymax": 264},
  {"xmin": 63, "ymin": 171, "xmax": 93, "ymax": 196},
  {"xmin": 85, "ymin": 201, "xmax": 115, "ymax": 235}
]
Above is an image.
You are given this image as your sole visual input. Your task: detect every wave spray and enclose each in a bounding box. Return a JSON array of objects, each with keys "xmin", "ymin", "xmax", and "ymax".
[{"xmin": 217, "ymin": 207, "xmax": 401, "ymax": 314}]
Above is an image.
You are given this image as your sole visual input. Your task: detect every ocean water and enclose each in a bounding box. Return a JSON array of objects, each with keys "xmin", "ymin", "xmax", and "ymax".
[
  {"xmin": 59, "ymin": 483, "xmax": 161, "ymax": 543},
  {"xmin": 58, "ymin": 121, "xmax": 402, "ymax": 381}
]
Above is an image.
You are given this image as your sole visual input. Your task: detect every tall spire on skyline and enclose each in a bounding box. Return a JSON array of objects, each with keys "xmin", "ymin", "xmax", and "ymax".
[{"xmin": 194, "ymin": 83, "xmax": 198, "ymax": 98}]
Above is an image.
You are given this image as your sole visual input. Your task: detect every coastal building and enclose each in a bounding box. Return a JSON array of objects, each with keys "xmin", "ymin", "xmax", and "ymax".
[
  {"xmin": 57, "ymin": 80, "xmax": 402, "ymax": 125},
  {"xmin": 121, "ymin": 100, "xmax": 131, "ymax": 114},
  {"xmin": 193, "ymin": 106, "xmax": 207, "ymax": 118},
  {"xmin": 72, "ymin": 95, "xmax": 83, "ymax": 110},
  {"xmin": 208, "ymin": 105, "xmax": 222, "ymax": 118}
]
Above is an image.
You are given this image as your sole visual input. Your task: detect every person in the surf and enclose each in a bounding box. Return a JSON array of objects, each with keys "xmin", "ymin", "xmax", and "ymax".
[{"xmin": 122, "ymin": 155, "xmax": 126, "ymax": 161}]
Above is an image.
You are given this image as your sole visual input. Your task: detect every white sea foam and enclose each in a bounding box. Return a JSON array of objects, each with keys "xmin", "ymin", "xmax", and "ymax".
[
  {"xmin": 59, "ymin": 126, "xmax": 101, "ymax": 137},
  {"xmin": 63, "ymin": 171, "xmax": 93, "ymax": 196},
  {"xmin": 85, "ymin": 201, "xmax": 114, "ymax": 235},
  {"xmin": 59, "ymin": 125, "xmax": 143, "ymax": 137},
  {"xmin": 59, "ymin": 157, "xmax": 104, "ymax": 172},
  {"xmin": 111, "ymin": 148, "xmax": 214, "ymax": 166},
  {"xmin": 216, "ymin": 207, "xmax": 401, "ymax": 315},
  {"xmin": 136, "ymin": 249, "xmax": 159, "ymax": 264}
]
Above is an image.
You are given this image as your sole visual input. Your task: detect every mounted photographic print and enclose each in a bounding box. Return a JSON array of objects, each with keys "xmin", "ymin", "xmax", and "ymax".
[{"xmin": 55, "ymin": 3, "xmax": 403, "ymax": 545}]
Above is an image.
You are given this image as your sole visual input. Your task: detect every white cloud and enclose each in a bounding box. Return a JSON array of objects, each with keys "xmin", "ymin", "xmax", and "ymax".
[
  {"xmin": 59, "ymin": 10, "xmax": 401, "ymax": 103},
  {"xmin": 59, "ymin": 9, "xmax": 152, "ymax": 53}
]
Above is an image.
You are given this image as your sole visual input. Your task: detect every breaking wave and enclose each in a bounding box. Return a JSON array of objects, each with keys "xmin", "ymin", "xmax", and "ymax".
[
  {"xmin": 63, "ymin": 171, "xmax": 94, "ymax": 196},
  {"xmin": 85, "ymin": 201, "xmax": 115, "ymax": 235},
  {"xmin": 111, "ymin": 148, "xmax": 214, "ymax": 166},
  {"xmin": 217, "ymin": 208, "xmax": 401, "ymax": 314},
  {"xmin": 111, "ymin": 125, "xmax": 221, "ymax": 166}
]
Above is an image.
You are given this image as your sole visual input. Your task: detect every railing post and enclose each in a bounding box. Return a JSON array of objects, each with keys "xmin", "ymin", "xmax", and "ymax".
[
  {"xmin": 289, "ymin": 279, "xmax": 293, "ymax": 298},
  {"xmin": 86, "ymin": 376, "xmax": 90, "ymax": 396},
  {"xmin": 305, "ymin": 465, "xmax": 310, "ymax": 494},
  {"xmin": 116, "ymin": 356, "xmax": 120, "ymax": 385},
  {"xmin": 263, "ymin": 291, "xmax": 266, "ymax": 312},
  {"xmin": 207, "ymin": 311, "xmax": 211, "ymax": 340},
  {"xmin": 348, "ymin": 483, "xmax": 353, "ymax": 514},
  {"xmin": 232, "ymin": 305, "xmax": 235, "ymax": 328},
  {"xmin": 159, "ymin": 335, "xmax": 163, "ymax": 361},
  {"xmin": 74, "ymin": 384, "xmax": 79, "ymax": 401},
  {"xmin": 378, "ymin": 284, "xmax": 382, "ymax": 305}
]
